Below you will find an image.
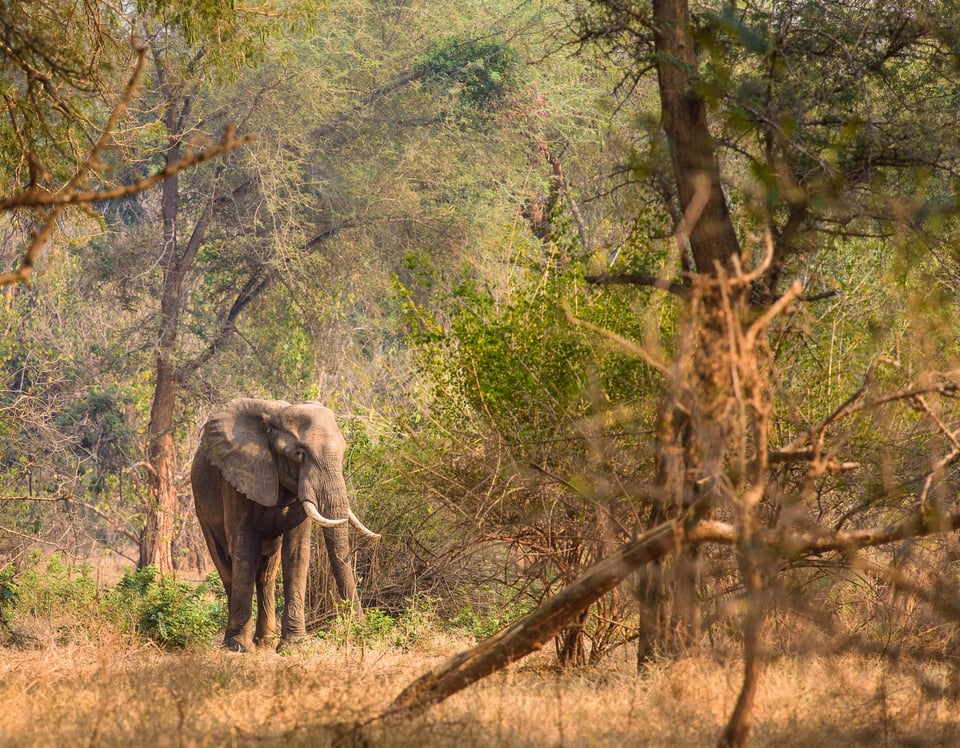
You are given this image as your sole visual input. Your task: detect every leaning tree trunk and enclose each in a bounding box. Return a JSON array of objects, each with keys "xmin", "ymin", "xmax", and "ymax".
[{"xmin": 388, "ymin": 512, "xmax": 703, "ymax": 716}]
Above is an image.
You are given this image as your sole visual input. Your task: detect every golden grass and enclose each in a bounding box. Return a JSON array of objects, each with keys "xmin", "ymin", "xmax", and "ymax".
[{"xmin": 1, "ymin": 630, "xmax": 959, "ymax": 747}]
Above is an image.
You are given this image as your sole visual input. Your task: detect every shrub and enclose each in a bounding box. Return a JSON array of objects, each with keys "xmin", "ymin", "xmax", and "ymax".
[
  {"xmin": 13, "ymin": 553, "xmax": 98, "ymax": 619},
  {"xmin": 415, "ymin": 37, "xmax": 521, "ymax": 122},
  {"xmin": 104, "ymin": 566, "xmax": 223, "ymax": 649},
  {"xmin": 0, "ymin": 564, "xmax": 16, "ymax": 625},
  {"xmin": 321, "ymin": 596, "xmax": 441, "ymax": 650}
]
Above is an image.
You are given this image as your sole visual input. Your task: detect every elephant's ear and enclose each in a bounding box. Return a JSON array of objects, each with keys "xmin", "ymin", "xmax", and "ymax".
[{"xmin": 202, "ymin": 398, "xmax": 291, "ymax": 507}]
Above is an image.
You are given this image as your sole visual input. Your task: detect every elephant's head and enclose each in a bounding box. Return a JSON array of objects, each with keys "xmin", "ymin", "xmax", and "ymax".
[{"xmin": 201, "ymin": 398, "xmax": 380, "ymax": 538}]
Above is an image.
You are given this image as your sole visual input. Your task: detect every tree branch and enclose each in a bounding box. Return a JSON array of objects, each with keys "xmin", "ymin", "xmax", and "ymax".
[{"xmin": 385, "ymin": 497, "xmax": 960, "ymax": 719}]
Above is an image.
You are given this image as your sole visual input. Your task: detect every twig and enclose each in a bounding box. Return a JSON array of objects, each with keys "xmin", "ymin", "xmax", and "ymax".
[
  {"xmin": 562, "ymin": 304, "xmax": 669, "ymax": 376},
  {"xmin": 0, "ymin": 44, "xmax": 253, "ymax": 287}
]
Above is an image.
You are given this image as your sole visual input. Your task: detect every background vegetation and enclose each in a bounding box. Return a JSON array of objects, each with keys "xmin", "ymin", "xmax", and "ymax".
[{"xmin": 5, "ymin": 0, "xmax": 960, "ymax": 744}]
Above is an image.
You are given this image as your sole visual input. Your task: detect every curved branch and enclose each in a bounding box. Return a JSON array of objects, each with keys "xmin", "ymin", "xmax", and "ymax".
[{"xmin": 584, "ymin": 271, "xmax": 690, "ymax": 298}]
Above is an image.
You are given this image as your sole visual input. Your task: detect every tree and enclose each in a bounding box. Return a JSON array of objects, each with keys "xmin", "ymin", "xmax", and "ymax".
[
  {"xmin": 0, "ymin": 1, "xmax": 251, "ymax": 287},
  {"xmin": 112, "ymin": 0, "xmax": 548, "ymax": 572},
  {"xmin": 0, "ymin": 1, "xmax": 253, "ymax": 569}
]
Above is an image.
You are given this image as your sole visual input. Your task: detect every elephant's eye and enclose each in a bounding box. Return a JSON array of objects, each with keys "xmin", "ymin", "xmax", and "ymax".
[{"xmin": 292, "ymin": 447, "xmax": 306, "ymax": 464}]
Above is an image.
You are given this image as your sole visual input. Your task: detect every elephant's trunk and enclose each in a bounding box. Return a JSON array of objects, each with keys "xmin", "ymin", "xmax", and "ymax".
[{"xmin": 305, "ymin": 465, "xmax": 363, "ymax": 612}]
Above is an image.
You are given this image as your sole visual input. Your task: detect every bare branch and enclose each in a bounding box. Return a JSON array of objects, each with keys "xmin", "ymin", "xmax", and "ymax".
[
  {"xmin": 562, "ymin": 304, "xmax": 670, "ymax": 376},
  {"xmin": 0, "ymin": 42, "xmax": 253, "ymax": 288}
]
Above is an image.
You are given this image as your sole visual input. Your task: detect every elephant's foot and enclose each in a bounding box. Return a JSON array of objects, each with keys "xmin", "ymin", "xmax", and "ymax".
[
  {"xmin": 276, "ymin": 633, "xmax": 309, "ymax": 654},
  {"xmin": 223, "ymin": 636, "xmax": 252, "ymax": 653},
  {"xmin": 253, "ymin": 632, "xmax": 278, "ymax": 649}
]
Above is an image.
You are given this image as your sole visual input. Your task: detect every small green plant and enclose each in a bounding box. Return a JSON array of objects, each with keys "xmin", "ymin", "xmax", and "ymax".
[
  {"xmin": 106, "ymin": 566, "xmax": 222, "ymax": 649},
  {"xmin": 352, "ymin": 608, "xmax": 396, "ymax": 645},
  {"xmin": 392, "ymin": 596, "xmax": 439, "ymax": 648},
  {"xmin": 14, "ymin": 553, "xmax": 98, "ymax": 618},
  {"xmin": 0, "ymin": 564, "xmax": 17, "ymax": 625},
  {"xmin": 320, "ymin": 596, "xmax": 440, "ymax": 649},
  {"xmin": 450, "ymin": 598, "xmax": 532, "ymax": 641}
]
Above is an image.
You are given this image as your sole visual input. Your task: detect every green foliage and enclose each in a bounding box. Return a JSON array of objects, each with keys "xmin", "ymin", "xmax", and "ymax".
[
  {"xmin": 54, "ymin": 386, "xmax": 136, "ymax": 490},
  {"xmin": 323, "ymin": 596, "xmax": 440, "ymax": 649},
  {"xmin": 105, "ymin": 566, "xmax": 223, "ymax": 649},
  {"xmin": 1, "ymin": 557, "xmax": 223, "ymax": 648},
  {"xmin": 450, "ymin": 597, "xmax": 532, "ymax": 641},
  {"xmin": 13, "ymin": 553, "xmax": 99, "ymax": 619},
  {"xmin": 405, "ymin": 256, "xmax": 662, "ymax": 447},
  {"xmin": 0, "ymin": 1, "xmax": 123, "ymax": 194},
  {"xmin": 416, "ymin": 37, "xmax": 522, "ymax": 122},
  {"xmin": 0, "ymin": 564, "xmax": 18, "ymax": 624}
]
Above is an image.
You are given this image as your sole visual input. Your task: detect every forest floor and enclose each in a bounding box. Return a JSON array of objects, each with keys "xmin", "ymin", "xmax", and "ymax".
[{"xmin": 1, "ymin": 626, "xmax": 959, "ymax": 747}]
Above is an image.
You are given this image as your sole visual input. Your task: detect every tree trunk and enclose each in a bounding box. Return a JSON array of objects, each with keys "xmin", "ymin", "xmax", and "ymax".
[
  {"xmin": 651, "ymin": 0, "xmax": 741, "ymax": 276},
  {"xmin": 141, "ymin": 347, "xmax": 178, "ymax": 572},
  {"xmin": 139, "ymin": 82, "xmax": 184, "ymax": 572},
  {"xmin": 631, "ymin": 0, "xmax": 745, "ymax": 662},
  {"xmin": 134, "ymin": 40, "xmax": 261, "ymax": 571}
]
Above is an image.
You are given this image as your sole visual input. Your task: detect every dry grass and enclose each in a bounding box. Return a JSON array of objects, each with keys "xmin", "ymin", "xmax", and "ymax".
[{"xmin": 1, "ymin": 628, "xmax": 959, "ymax": 747}]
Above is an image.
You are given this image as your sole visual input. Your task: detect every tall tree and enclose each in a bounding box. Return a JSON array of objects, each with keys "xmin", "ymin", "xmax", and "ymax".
[
  {"xmin": 390, "ymin": 5, "xmax": 960, "ymax": 742},
  {"xmin": 130, "ymin": 6, "xmax": 284, "ymax": 570}
]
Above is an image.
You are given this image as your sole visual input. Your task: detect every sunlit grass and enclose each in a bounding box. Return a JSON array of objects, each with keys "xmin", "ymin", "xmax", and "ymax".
[{"xmin": 2, "ymin": 630, "xmax": 958, "ymax": 746}]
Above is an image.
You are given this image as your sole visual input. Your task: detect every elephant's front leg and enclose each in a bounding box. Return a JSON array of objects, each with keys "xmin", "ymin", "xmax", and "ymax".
[
  {"xmin": 280, "ymin": 520, "xmax": 312, "ymax": 644},
  {"xmin": 254, "ymin": 542, "xmax": 281, "ymax": 646},
  {"xmin": 224, "ymin": 555, "xmax": 257, "ymax": 651},
  {"xmin": 223, "ymin": 502, "xmax": 261, "ymax": 652}
]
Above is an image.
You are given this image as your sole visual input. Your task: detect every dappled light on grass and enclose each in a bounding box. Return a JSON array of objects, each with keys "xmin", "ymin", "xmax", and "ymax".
[{"xmin": 1, "ymin": 635, "xmax": 960, "ymax": 746}]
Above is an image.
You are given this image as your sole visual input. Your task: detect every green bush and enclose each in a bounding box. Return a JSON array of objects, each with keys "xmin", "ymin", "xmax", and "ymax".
[
  {"xmin": 0, "ymin": 564, "xmax": 17, "ymax": 625},
  {"xmin": 13, "ymin": 553, "xmax": 98, "ymax": 619},
  {"xmin": 415, "ymin": 37, "xmax": 521, "ymax": 122},
  {"xmin": 322, "ymin": 597, "xmax": 441, "ymax": 650},
  {"xmin": 104, "ymin": 566, "xmax": 223, "ymax": 649},
  {"xmin": 450, "ymin": 601, "xmax": 531, "ymax": 641}
]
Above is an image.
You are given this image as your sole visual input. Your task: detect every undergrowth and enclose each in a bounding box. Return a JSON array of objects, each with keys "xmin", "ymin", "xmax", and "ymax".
[
  {"xmin": 0, "ymin": 554, "xmax": 509, "ymax": 651},
  {"xmin": 0, "ymin": 553, "xmax": 222, "ymax": 649}
]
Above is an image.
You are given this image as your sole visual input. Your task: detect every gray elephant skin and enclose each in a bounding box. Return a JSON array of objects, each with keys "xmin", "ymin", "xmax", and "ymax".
[{"xmin": 191, "ymin": 398, "xmax": 379, "ymax": 652}]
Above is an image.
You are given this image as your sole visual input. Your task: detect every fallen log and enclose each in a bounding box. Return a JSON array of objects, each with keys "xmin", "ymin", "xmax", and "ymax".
[
  {"xmin": 386, "ymin": 502, "xmax": 960, "ymax": 718},
  {"xmin": 388, "ymin": 514, "xmax": 689, "ymax": 715}
]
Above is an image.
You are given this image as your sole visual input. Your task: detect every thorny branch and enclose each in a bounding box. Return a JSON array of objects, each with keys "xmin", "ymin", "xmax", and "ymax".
[{"xmin": 0, "ymin": 47, "xmax": 253, "ymax": 287}]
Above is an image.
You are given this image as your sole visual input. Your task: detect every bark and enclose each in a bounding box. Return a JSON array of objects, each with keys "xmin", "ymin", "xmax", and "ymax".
[
  {"xmin": 631, "ymin": 0, "xmax": 747, "ymax": 660},
  {"xmin": 718, "ymin": 548, "xmax": 764, "ymax": 748},
  {"xmin": 139, "ymin": 93, "xmax": 183, "ymax": 573},
  {"xmin": 138, "ymin": 47, "xmax": 257, "ymax": 570},
  {"xmin": 651, "ymin": 0, "xmax": 741, "ymax": 275}
]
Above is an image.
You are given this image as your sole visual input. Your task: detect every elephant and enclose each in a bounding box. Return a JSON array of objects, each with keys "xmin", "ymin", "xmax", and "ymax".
[{"xmin": 191, "ymin": 398, "xmax": 380, "ymax": 652}]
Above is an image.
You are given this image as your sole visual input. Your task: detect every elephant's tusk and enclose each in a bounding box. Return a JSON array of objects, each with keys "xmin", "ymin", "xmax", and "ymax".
[
  {"xmin": 348, "ymin": 509, "xmax": 381, "ymax": 539},
  {"xmin": 303, "ymin": 501, "xmax": 349, "ymax": 527}
]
